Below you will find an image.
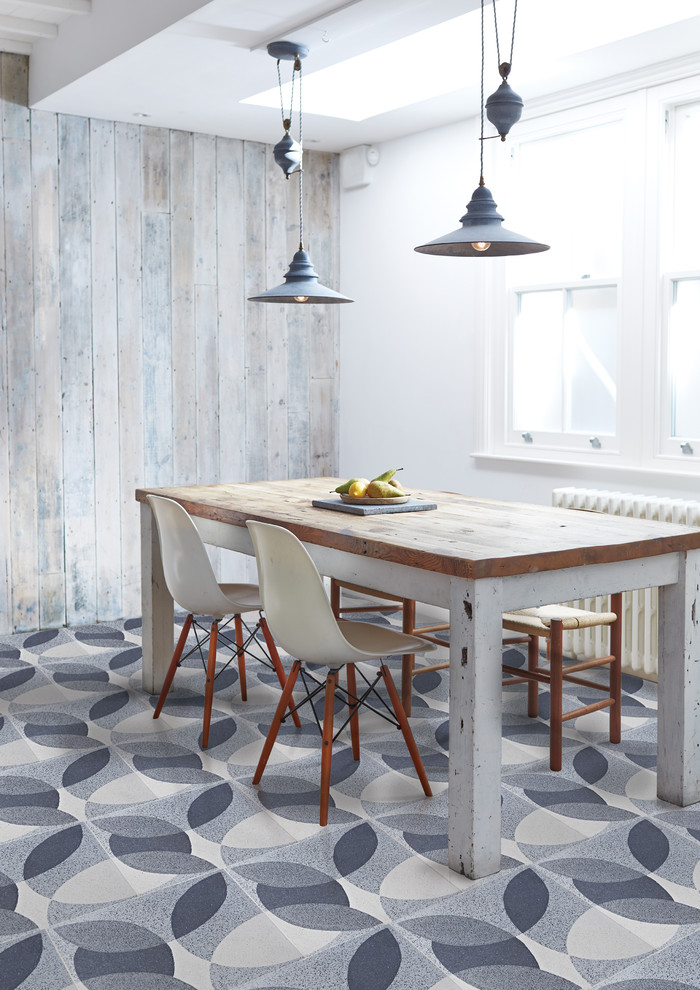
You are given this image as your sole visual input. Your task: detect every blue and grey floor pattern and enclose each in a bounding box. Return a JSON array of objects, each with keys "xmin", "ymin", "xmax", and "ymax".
[{"xmin": 1, "ymin": 609, "xmax": 700, "ymax": 989}]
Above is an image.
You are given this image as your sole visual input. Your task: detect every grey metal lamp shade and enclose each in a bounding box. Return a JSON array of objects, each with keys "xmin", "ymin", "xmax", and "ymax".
[
  {"xmin": 414, "ymin": 183, "xmax": 549, "ymax": 257},
  {"xmin": 248, "ymin": 249, "xmax": 353, "ymax": 303}
]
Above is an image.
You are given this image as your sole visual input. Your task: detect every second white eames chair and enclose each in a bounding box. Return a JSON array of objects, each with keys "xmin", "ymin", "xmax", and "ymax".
[{"xmin": 246, "ymin": 519, "xmax": 437, "ymax": 826}]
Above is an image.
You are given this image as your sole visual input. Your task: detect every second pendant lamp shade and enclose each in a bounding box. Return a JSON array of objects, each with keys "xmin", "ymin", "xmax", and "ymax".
[{"xmin": 415, "ymin": 183, "xmax": 549, "ymax": 257}]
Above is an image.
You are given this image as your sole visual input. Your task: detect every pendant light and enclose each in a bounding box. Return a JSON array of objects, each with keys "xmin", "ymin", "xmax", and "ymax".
[
  {"xmin": 414, "ymin": 0, "xmax": 548, "ymax": 258},
  {"xmin": 249, "ymin": 40, "xmax": 353, "ymax": 304}
]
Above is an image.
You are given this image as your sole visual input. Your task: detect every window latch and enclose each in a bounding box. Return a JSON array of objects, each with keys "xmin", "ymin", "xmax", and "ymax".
[
  {"xmin": 681, "ymin": 442, "xmax": 694, "ymax": 455},
  {"xmin": 521, "ymin": 432, "xmax": 533, "ymax": 443},
  {"xmin": 589, "ymin": 436, "xmax": 602, "ymax": 449}
]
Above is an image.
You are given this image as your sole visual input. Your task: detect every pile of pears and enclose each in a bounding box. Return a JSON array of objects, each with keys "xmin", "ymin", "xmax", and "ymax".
[{"xmin": 335, "ymin": 468, "xmax": 406, "ymax": 499}]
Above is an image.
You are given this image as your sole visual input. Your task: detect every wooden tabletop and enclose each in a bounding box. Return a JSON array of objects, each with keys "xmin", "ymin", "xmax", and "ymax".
[{"xmin": 136, "ymin": 478, "xmax": 700, "ymax": 580}]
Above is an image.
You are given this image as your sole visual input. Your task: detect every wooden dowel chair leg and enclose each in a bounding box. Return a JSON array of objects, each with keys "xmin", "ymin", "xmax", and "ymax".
[
  {"xmin": 259, "ymin": 615, "xmax": 302, "ymax": 729},
  {"xmin": 330, "ymin": 579, "xmax": 340, "ymax": 617},
  {"xmin": 610, "ymin": 592, "xmax": 623, "ymax": 744},
  {"xmin": 381, "ymin": 664, "xmax": 432, "ymax": 797},
  {"xmin": 401, "ymin": 598, "xmax": 416, "ymax": 715},
  {"xmin": 346, "ymin": 663, "xmax": 360, "ymax": 761},
  {"xmin": 202, "ymin": 621, "xmax": 218, "ymax": 750},
  {"xmin": 401, "ymin": 655, "xmax": 415, "ymax": 716},
  {"xmin": 235, "ymin": 614, "xmax": 246, "ymax": 702},
  {"xmin": 253, "ymin": 660, "xmax": 302, "ymax": 786},
  {"xmin": 549, "ymin": 620, "xmax": 563, "ymax": 772},
  {"xmin": 527, "ymin": 634, "xmax": 539, "ymax": 718},
  {"xmin": 320, "ymin": 669, "xmax": 339, "ymax": 826},
  {"xmin": 153, "ymin": 613, "xmax": 193, "ymax": 719}
]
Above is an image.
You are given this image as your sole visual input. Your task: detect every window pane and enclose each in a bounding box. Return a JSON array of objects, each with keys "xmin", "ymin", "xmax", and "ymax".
[
  {"xmin": 669, "ymin": 278, "xmax": 700, "ymax": 438},
  {"xmin": 512, "ymin": 286, "xmax": 617, "ymax": 437},
  {"xmin": 670, "ymin": 103, "xmax": 700, "ymax": 269},
  {"xmin": 565, "ymin": 286, "xmax": 617, "ymax": 434},
  {"xmin": 512, "ymin": 291, "xmax": 562, "ymax": 431},
  {"xmin": 505, "ymin": 119, "xmax": 623, "ymax": 284}
]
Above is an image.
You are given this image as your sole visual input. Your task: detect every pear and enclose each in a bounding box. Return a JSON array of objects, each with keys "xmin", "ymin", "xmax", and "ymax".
[
  {"xmin": 334, "ymin": 478, "xmax": 359, "ymax": 494},
  {"xmin": 367, "ymin": 479, "xmax": 404, "ymax": 498},
  {"xmin": 389, "ymin": 478, "xmax": 405, "ymax": 493},
  {"xmin": 348, "ymin": 478, "xmax": 370, "ymax": 498},
  {"xmin": 372, "ymin": 467, "xmax": 403, "ymax": 483}
]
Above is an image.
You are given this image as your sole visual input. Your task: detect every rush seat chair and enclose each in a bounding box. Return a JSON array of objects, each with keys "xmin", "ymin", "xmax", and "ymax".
[
  {"xmin": 501, "ymin": 596, "xmax": 623, "ymax": 771},
  {"xmin": 146, "ymin": 495, "xmax": 300, "ymax": 748},
  {"xmin": 247, "ymin": 520, "xmax": 437, "ymax": 826}
]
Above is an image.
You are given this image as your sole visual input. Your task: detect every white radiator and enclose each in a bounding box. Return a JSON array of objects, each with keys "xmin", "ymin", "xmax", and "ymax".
[{"xmin": 552, "ymin": 487, "xmax": 700, "ymax": 679}]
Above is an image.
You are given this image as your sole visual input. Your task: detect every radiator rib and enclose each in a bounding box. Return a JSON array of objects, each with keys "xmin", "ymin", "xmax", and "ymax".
[{"xmin": 552, "ymin": 487, "xmax": 700, "ymax": 679}]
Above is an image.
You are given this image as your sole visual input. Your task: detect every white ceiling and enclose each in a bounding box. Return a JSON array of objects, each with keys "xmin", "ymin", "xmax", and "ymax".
[{"xmin": 7, "ymin": 0, "xmax": 700, "ymax": 152}]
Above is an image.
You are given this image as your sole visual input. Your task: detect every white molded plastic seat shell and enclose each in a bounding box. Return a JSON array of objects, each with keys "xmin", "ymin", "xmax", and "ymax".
[
  {"xmin": 246, "ymin": 520, "xmax": 437, "ymax": 667},
  {"xmin": 147, "ymin": 495, "xmax": 262, "ymax": 617}
]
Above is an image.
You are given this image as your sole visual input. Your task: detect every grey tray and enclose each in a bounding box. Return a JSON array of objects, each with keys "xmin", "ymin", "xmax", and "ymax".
[{"xmin": 312, "ymin": 497, "xmax": 437, "ymax": 515}]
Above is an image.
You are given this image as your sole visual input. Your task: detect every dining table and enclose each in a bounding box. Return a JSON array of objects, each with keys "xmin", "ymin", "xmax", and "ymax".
[{"xmin": 135, "ymin": 477, "xmax": 700, "ymax": 879}]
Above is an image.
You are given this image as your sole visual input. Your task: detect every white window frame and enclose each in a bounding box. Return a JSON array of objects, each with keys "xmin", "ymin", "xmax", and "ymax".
[
  {"xmin": 647, "ymin": 78, "xmax": 700, "ymax": 467},
  {"xmin": 477, "ymin": 70, "xmax": 700, "ymax": 476},
  {"xmin": 657, "ymin": 271, "xmax": 700, "ymax": 459}
]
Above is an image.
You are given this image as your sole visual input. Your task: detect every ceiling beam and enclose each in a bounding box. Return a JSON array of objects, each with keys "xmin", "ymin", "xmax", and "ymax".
[
  {"xmin": 0, "ymin": 14, "xmax": 57, "ymax": 39},
  {"xmin": 29, "ymin": 0, "xmax": 210, "ymax": 107},
  {"xmin": 0, "ymin": 36, "xmax": 31, "ymax": 54},
  {"xmin": 12, "ymin": 0, "xmax": 90, "ymax": 13}
]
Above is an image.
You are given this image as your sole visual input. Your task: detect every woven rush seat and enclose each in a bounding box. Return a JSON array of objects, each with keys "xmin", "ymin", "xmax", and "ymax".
[{"xmin": 501, "ymin": 604, "xmax": 617, "ymax": 634}]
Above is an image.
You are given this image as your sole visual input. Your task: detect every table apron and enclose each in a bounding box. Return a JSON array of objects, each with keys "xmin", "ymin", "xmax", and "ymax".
[
  {"xmin": 500, "ymin": 553, "xmax": 680, "ymax": 611},
  {"xmin": 194, "ymin": 517, "xmax": 451, "ymax": 607}
]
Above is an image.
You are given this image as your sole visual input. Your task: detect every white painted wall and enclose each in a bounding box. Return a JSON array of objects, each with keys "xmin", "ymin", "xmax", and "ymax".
[
  {"xmin": 338, "ymin": 121, "xmax": 478, "ymax": 496},
  {"xmin": 338, "ymin": 119, "xmax": 700, "ymax": 506}
]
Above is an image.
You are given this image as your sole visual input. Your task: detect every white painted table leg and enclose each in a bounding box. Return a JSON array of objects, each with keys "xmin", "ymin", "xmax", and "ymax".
[
  {"xmin": 447, "ymin": 575, "xmax": 504, "ymax": 878},
  {"xmin": 140, "ymin": 501, "xmax": 173, "ymax": 695},
  {"xmin": 658, "ymin": 548, "xmax": 700, "ymax": 805}
]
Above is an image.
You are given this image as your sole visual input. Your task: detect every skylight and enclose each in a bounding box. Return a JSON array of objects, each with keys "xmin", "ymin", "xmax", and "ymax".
[{"xmin": 242, "ymin": 0, "xmax": 700, "ymax": 122}]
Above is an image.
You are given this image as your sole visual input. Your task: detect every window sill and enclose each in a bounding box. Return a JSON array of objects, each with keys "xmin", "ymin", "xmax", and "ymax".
[{"xmin": 470, "ymin": 450, "xmax": 700, "ymax": 479}]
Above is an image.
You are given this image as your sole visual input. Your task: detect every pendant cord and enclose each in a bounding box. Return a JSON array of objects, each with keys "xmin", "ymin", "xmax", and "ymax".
[
  {"xmin": 492, "ymin": 0, "xmax": 518, "ymax": 75},
  {"xmin": 298, "ymin": 57, "xmax": 304, "ymax": 249},
  {"xmin": 479, "ymin": 0, "xmax": 485, "ymax": 184},
  {"xmin": 276, "ymin": 58, "xmax": 296, "ymax": 131}
]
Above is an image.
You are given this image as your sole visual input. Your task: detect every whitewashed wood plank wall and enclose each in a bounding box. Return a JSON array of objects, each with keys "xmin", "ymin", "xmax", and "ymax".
[{"xmin": 0, "ymin": 53, "xmax": 341, "ymax": 634}]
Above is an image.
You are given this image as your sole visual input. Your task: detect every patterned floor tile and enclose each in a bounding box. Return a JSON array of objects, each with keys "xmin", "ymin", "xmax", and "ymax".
[
  {"xmin": 398, "ymin": 861, "xmax": 670, "ymax": 988},
  {"xmin": 237, "ymin": 925, "xmax": 467, "ymax": 990},
  {"xmin": 374, "ymin": 787, "xmax": 539, "ymax": 874},
  {"xmin": 0, "ymin": 745, "xmax": 160, "ymax": 844},
  {"xmin": 594, "ymin": 925, "xmax": 700, "ymax": 988},
  {"xmin": 501, "ymin": 743, "xmax": 671, "ymax": 861},
  {"xmin": 0, "ymin": 819, "xmax": 141, "ymax": 930},
  {"xmin": 539, "ymin": 816, "xmax": 700, "ymax": 980},
  {"xmin": 0, "ymin": 930, "xmax": 74, "ymax": 989},
  {"xmin": 50, "ymin": 869, "xmax": 305, "ymax": 989},
  {"xmin": 226, "ymin": 815, "xmax": 472, "ymax": 955}
]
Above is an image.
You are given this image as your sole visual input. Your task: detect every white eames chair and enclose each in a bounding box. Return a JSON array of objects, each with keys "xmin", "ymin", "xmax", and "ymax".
[
  {"xmin": 246, "ymin": 520, "xmax": 436, "ymax": 826},
  {"xmin": 147, "ymin": 495, "xmax": 300, "ymax": 748}
]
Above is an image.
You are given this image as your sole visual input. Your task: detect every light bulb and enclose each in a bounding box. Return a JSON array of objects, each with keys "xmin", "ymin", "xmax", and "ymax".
[
  {"xmin": 472, "ymin": 241, "xmax": 490, "ymax": 252},
  {"xmin": 294, "ymin": 295, "xmax": 309, "ymax": 302}
]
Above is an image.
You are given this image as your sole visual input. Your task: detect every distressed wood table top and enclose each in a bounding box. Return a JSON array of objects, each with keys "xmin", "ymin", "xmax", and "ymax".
[{"xmin": 135, "ymin": 478, "xmax": 700, "ymax": 581}]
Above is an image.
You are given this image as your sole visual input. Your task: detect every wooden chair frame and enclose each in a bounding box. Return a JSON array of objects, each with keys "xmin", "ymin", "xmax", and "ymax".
[{"xmin": 502, "ymin": 592, "xmax": 623, "ymax": 770}]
